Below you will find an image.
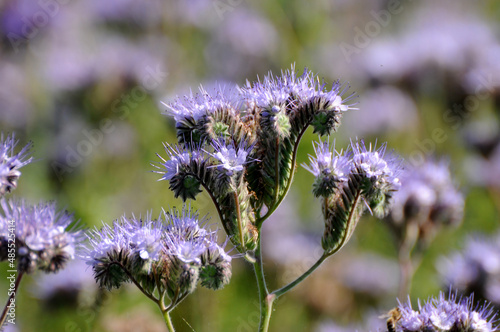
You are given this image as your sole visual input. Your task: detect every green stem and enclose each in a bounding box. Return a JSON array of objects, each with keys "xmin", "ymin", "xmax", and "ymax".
[
  {"xmin": 272, "ymin": 253, "xmax": 328, "ymax": 298},
  {"xmin": 260, "ymin": 294, "xmax": 276, "ymax": 332},
  {"xmin": 0, "ymin": 271, "xmax": 23, "ymax": 328},
  {"xmin": 253, "ymin": 236, "xmax": 272, "ymax": 332},
  {"xmin": 162, "ymin": 310, "xmax": 175, "ymax": 332},
  {"xmin": 110, "ymin": 262, "xmax": 158, "ymax": 302}
]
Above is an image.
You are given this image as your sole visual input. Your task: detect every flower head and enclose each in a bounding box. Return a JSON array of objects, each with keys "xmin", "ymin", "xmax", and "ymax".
[
  {"xmin": 302, "ymin": 139, "xmax": 351, "ymax": 197},
  {"xmin": 0, "ymin": 133, "xmax": 33, "ymax": 196},
  {"xmin": 0, "ymin": 198, "xmax": 82, "ymax": 274},
  {"xmin": 240, "ymin": 65, "xmax": 356, "ymax": 112},
  {"xmin": 438, "ymin": 234, "xmax": 500, "ymax": 306},
  {"xmin": 153, "ymin": 143, "xmax": 209, "ymax": 200},
  {"xmin": 81, "ymin": 205, "xmax": 232, "ymax": 293},
  {"xmin": 31, "ymin": 259, "xmax": 96, "ymax": 308},
  {"xmin": 82, "ymin": 213, "xmax": 165, "ymax": 274},
  {"xmin": 350, "ymin": 139, "xmax": 402, "ymax": 192},
  {"xmin": 163, "ymin": 85, "xmax": 237, "ymax": 123},
  {"xmin": 393, "ymin": 292, "xmax": 497, "ymax": 332},
  {"xmin": 388, "ymin": 159, "xmax": 464, "ymax": 231}
]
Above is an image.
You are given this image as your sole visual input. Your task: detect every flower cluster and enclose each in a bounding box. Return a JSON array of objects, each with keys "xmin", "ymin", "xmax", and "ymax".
[
  {"xmin": 303, "ymin": 139, "xmax": 402, "ymax": 254},
  {"xmin": 393, "ymin": 292, "xmax": 497, "ymax": 332},
  {"xmin": 81, "ymin": 206, "xmax": 232, "ymax": 298},
  {"xmin": 439, "ymin": 234, "xmax": 500, "ymax": 307},
  {"xmin": 0, "ymin": 198, "xmax": 82, "ymax": 274},
  {"xmin": 156, "ymin": 66, "xmax": 357, "ymax": 256},
  {"xmin": 386, "ymin": 159, "xmax": 464, "ymax": 245},
  {"xmin": 0, "ymin": 133, "xmax": 33, "ymax": 196}
]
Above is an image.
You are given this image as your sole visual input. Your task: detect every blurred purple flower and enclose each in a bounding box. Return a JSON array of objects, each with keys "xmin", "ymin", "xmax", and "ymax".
[
  {"xmin": 388, "ymin": 159, "xmax": 463, "ymax": 229},
  {"xmin": 344, "ymin": 86, "xmax": 418, "ymax": 136},
  {"xmin": 0, "ymin": 198, "xmax": 82, "ymax": 274},
  {"xmin": 31, "ymin": 259, "xmax": 95, "ymax": 306},
  {"xmin": 439, "ymin": 234, "xmax": 500, "ymax": 306}
]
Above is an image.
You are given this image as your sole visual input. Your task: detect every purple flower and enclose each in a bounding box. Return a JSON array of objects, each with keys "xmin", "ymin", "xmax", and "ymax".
[
  {"xmin": 0, "ymin": 198, "xmax": 82, "ymax": 274},
  {"xmin": 302, "ymin": 139, "xmax": 351, "ymax": 197},
  {"xmin": 209, "ymin": 139, "xmax": 254, "ymax": 177},
  {"xmin": 350, "ymin": 139, "xmax": 401, "ymax": 192},
  {"xmin": 240, "ymin": 65, "xmax": 355, "ymax": 112},
  {"xmin": 82, "ymin": 213, "xmax": 165, "ymax": 268},
  {"xmin": 162, "ymin": 85, "xmax": 237, "ymax": 123},
  {"xmin": 438, "ymin": 234, "xmax": 500, "ymax": 306},
  {"xmin": 31, "ymin": 259, "xmax": 96, "ymax": 306},
  {"xmin": 81, "ymin": 205, "xmax": 232, "ymax": 291},
  {"xmin": 303, "ymin": 139, "xmax": 350, "ymax": 179},
  {"xmin": 394, "ymin": 292, "xmax": 497, "ymax": 332},
  {"xmin": 153, "ymin": 143, "xmax": 193, "ymax": 181},
  {"xmin": 0, "ymin": 133, "xmax": 33, "ymax": 196},
  {"xmin": 389, "ymin": 159, "xmax": 463, "ymax": 228}
]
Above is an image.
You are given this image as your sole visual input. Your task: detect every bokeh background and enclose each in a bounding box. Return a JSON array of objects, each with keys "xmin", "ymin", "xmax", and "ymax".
[{"xmin": 1, "ymin": 0, "xmax": 500, "ymax": 331}]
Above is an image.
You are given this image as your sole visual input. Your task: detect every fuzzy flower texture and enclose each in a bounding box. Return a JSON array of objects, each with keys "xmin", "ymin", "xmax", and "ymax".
[
  {"xmin": 156, "ymin": 66, "xmax": 357, "ymax": 253},
  {"xmin": 303, "ymin": 139, "xmax": 401, "ymax": 255},
  {"xmin": 0, "ymin": 198, "xmax": 82, "ymax": 274},
  {"xmin": 392, "ymin": 292, "xmax": 497, "ymax": 332},
  {"xmin": 81, "ymin": 205, "xmax": 232, "ymax": 299},
  {"xmin": 0, "ymin": 133, "xmax": 33, "ymax": 196}
]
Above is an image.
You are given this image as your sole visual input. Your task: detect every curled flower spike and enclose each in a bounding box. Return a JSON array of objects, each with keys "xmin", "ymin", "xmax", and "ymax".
[
  {"xmin": 302, "ymin": 139, "xmax": 351, "ymax": 197},
  {"xmin": 163, "ymin": 85, "xmax": 237, "ymax": 123},
  {"xmin": 310, "ymin": 139, "xmax": 402, "ymax": 255},
  {"xmin": 153, "ymin": 143, "xmax": 210, "ymax": 201},
  {"xmin": 392, "ymin": 292, "xmax": 497, "ymax": 332},
  {"xmin": 81, "ymin": 205, "xmax": 233, "ymax": 295},
  {"xmin": 162, "ymin": 85, "xmax": 241, "ymax": 146},
  {"xmin": 240, "ymin": 65, "xmax": 356, "ymax": 112},
  {"xmin": 0, "ymin": 198, "xmax": 82, "ymax": 274},
  {"xmin": 350, "ymin": 139, "xmax": 402, "ymax": 218},
  {"xmin": 350, "ymin": 139, "xmax": 401, "ymax": 192},
  {"xmin": 154, "ymin": 143, "xmax": 192, "ymax": 181},
  {"xmin": 0, "ymin": 133, "xmax": 33, "ymax": 197}
]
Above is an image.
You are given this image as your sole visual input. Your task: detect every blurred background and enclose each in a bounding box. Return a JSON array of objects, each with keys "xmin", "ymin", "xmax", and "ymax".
[{"xmin": 1, "ymin": 0, "xmax": 500, "ymax": 331}]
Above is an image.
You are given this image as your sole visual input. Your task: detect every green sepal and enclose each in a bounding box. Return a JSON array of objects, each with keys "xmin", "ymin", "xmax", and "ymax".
[{"xmin": 322, "ymin": 173, "xmax": 366, "ymax": 255}]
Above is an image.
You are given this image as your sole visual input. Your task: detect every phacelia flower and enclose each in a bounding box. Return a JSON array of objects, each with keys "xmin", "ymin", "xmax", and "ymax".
[
  {"xmin": 210, "ymin": 139, "xmax": 254, "ymax": 176},
  {"xmin": 154, "ymin": 143, "xmax": 191, "ymax": 181},
  {"xmin": 302, "ymin": 139, "xmax": 350, "ymax": 197},
  {"xmin": 240, "ymin": 65, "xmax": 355, "ymax": 112},
  {"xmin": 0, "ymin": 198, "xmax": 82, "ymax": 274},
  {"xmin": 163, "ymin": 85, "xmax": 237, "ymax": 123},
  {"xmin": 0, "ymin": 133, "xmax": 33, "ymax": 196},
  {"xmin": 81, "ymin": 213, "xmax": 166, "ymax": 288},
  {"xmin": 154, "ymin": 143, "xmax": 209, "ymax": 200},
  {"xmin": 350, "ymin": 139, "xmax": 402, "ymax": 193},
  {"xmin": 387, "ymin": 159, "xmax": 464, "ymax": 238},
  {"xmin": 315, "ymin": 139, "xmax": 402, "ymax": 254},
  {"xmin": 81, "ymin": 205, "xmax": 233, "ymax": 294},
  {"xmin": 438, "ymin": 234, "xmax": 500, "ymax": 306},
  {"xmin": 31, "ymin": 259, "xmax": 96, "ymax": 308},
  {"xmin": 392, "ymin": 292, "xmax": 497, "ymax": 332}
]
